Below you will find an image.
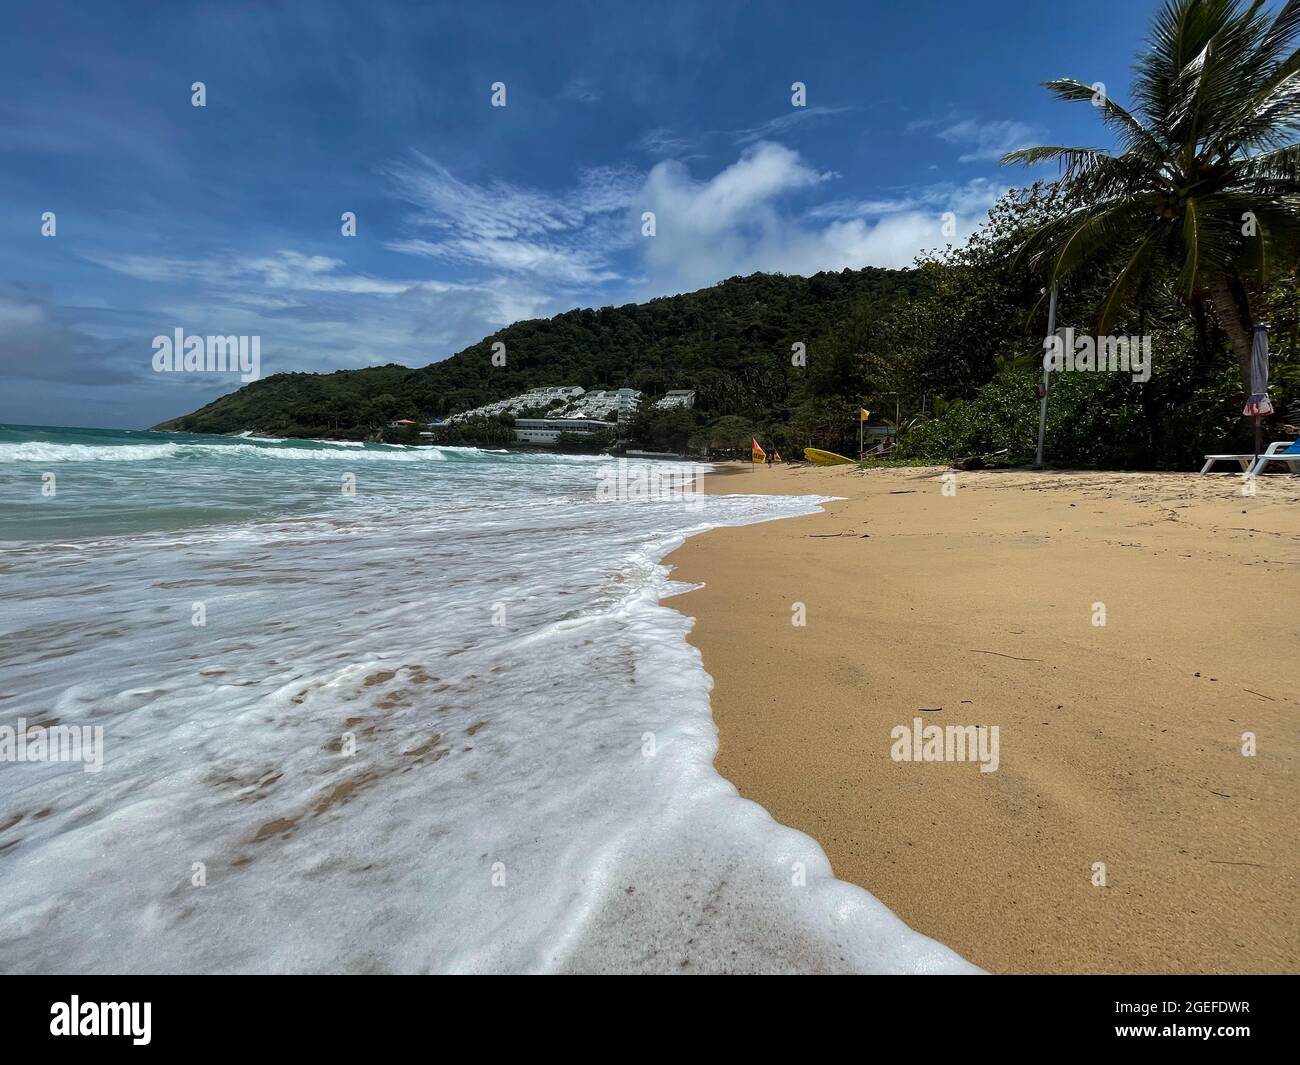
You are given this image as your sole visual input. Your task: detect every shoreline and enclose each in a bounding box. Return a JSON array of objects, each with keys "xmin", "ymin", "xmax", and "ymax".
[{"xmin": 664, "ymin": 462, "xmax": 1300, "ymax": 973}]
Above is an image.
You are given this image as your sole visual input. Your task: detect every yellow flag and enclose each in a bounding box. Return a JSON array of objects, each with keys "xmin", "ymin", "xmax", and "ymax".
[{"xmin": 860, "ymin": 408, "xmax": 871, "ymax": 422}]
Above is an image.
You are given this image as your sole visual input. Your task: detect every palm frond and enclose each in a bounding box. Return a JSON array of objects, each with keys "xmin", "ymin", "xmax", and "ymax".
[
  {"xmin": 1001, "ymin": 145, "xmax": 1111, "ymax": 178},
  {"xmin": 1235, "ymin": 142, "xmax": 1300, "ymax": 181},
  {"xmin": 1040, "ymin": 79, "xmax": 1168, "ymax": 158},
  {"xmin": 1097, "ymin": 232, "xmax": 1163, "ymax": 332},
  {"xmin": 1041, "ymin": 202, "xmax": 1157, "ymax": 283},
  {"xmin": 1178, "ymin": 197, "xmax": 1202, "ymax": 294},
  {"xmin": 1207, "ymin": 47, "xmax": 1300, "ymax": 158},
  {"xmin": 1176, "ymin": 195, "xmax": 1241, "ymax": 294},
  {"xmin": 1259, "ymin": 0, "xmax": 1300, "ymax": 63}
]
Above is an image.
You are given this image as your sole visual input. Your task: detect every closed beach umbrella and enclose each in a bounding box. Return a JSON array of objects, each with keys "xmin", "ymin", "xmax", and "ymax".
[{"xmin": 1244, "ymin": 324, "xmax": 1274, "ymax": 458}]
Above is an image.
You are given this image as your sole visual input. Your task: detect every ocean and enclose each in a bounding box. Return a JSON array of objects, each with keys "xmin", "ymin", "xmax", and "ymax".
[{"xmin": 0, "ymin": 425, "xmax": 972, "ymax": 973}]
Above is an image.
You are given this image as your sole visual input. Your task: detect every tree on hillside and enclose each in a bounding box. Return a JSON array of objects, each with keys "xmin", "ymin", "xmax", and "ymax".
[
  {"xmin": 694, "ymin": 415, "xmax": 761, "ymax": 450},
  {"xmin": 1003, "ymin": 0, "xmax": 1300, "ymax": 393},
  {"xmin": 864, "ymin": 184, "xmax": 1078, "ymax": 412},
  {"xmin": 791, "ymin": 396, "xmax": 861, "ymax": 453}
]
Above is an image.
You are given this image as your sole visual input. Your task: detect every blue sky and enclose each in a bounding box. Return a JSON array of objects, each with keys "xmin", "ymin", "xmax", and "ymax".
[{"xmin": 1, "ymin": 0, "xmax": 1158, "ymax": 428}]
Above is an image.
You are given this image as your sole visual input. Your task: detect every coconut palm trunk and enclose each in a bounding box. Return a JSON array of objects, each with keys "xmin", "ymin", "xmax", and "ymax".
[{"xmin": 1208, "ymin": 273, "xmax": 1256, "ymax": 385}]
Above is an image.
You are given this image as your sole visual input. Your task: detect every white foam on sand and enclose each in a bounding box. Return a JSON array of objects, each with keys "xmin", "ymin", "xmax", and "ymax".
[{"xmin": 0, "ymin": 450, "xmax": 976, "ymax": 974}]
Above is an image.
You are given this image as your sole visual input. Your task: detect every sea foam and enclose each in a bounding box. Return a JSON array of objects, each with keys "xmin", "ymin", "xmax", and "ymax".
[{"xmin": 0, "ymin": 427, "xmax": 975, "ymax": 974}]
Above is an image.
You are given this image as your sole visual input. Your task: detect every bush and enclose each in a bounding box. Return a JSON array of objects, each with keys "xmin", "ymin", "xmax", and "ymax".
[{"xmin": 896, "ymin": 339, "xmax": 1273, "ymax": 470}]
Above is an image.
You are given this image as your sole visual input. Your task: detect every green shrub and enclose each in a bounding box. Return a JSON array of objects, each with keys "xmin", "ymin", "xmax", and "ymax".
[{"xmin": 896, "ymin": 340, "xmax": 1279, "ymax": 470}]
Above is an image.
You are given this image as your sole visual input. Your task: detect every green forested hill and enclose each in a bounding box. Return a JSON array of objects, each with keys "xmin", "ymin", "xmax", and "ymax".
[{"xmin": 152, "ymin": 267, "xmax": 923, "ymax": 439}]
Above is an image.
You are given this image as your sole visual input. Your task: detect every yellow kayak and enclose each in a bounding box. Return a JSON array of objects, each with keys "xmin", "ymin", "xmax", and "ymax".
[{"xmin": 803, "ymin": 447, "xmax": 856, "ymax": 465}]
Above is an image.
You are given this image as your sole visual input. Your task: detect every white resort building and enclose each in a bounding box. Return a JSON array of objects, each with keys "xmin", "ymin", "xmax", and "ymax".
[
  {"xmin": 654, "ymin": 390, "xmax": 696, "ymax": 411},
  {"xmin": 447, "ymin": 386, "xmax": 644, "ymax": 430},
  {"xmin": 444, "ymin": 384, "xmax": 692, "ymax": 446},
  {"xmin": 567, "ymin": 388, "xmax": 641, "ymax": 420},
  {"xmin": 512, "ymin": 417, "xmax": 615, "ymax": 445},
  {"xmin": 445, "ymin": 385, "xmax": 587, "ymax": 423}
]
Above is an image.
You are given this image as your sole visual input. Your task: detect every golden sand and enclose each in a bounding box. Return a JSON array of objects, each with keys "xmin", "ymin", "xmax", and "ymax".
[{"xmin": 665, "ymin": 462, "xmax": 1299, "ymax": 973}]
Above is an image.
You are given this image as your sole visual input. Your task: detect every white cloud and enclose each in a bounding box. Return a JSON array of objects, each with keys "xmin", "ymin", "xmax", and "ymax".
[
  {"xmin": 645, "ymin": 142, "xmax": 830, "ymax": 230},
  {"xmin": 805, "ymin": 196, "xmax": 919, "ymax": 221},
  {"xmin": 636, "ymin": 143, "xmax": 1001, "ymax": 290},
  {"xmin": 806, "ymin": 177, "xmax": 1005, "ymax": 222}
]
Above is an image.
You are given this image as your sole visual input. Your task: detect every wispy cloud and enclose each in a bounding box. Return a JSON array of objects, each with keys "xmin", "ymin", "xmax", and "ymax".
[
  {"xmin": 733, "ymin": 106, "xmax": 853, "ymax": 145},
  {"xmin": 386, "ymin": 237, "xmax": 622, "ymax": 285},
  {"xmin": 805, "ymin": 177, "xmax": 1005, "ymax": 221},
  {"xmin": 635, "ymin": 128, "xmax": 700, "ymax": 157},
  {"xmin": 77, "ymin": 246, "xmax": 564, "ymax": 403},
  {"xmin": 382, "ymin": 152, "xmax": 641, "ymax": 287},
  {"xmin": 559, "ymin": 77, "xmax": 601, "ymax": 104},
  {"xmin": 926, "ymin": 118, "xmax": 1044, "ymax": 163},
  {"xmin": 635, "ymin": 106, "xmax": 854, "ymax": 158},
  {"xmin": 87, "ymin": 250, "xmax": 432, "ymax": 296}
]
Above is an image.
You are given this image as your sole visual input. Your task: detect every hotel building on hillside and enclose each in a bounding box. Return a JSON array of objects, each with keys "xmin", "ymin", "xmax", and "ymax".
[
  {"xmin": 512, "ymin": 417, "xmax": 615, "ymax": 446},
  {"xmin": 654, "ymin": 389, "xmax": 696, "ymax": 410},
  {"xmin": 446, "ymin": 385, "xmax": 692, "ymax": 445}
]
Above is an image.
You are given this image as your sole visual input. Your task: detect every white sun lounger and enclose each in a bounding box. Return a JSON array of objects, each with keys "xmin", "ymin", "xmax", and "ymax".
[
  {"xmin": 1249, "ymin": 440, "xmax": 1300, "ymax": 475},
  {"xmin": 1201, "ymin": 440, "xmax": 1293, "ymax": 474}
]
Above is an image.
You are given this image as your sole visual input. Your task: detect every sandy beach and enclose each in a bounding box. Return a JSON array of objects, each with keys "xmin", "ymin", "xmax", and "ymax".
[{"xmin": 666, "ymin": 462, "xmax": 1300, "ymax": 974}]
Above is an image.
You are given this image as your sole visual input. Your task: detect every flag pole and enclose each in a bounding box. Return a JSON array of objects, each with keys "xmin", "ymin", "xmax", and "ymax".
[{"xmin": 1035, "ymin": 282, "xmax": 1058, "ymax": 470}]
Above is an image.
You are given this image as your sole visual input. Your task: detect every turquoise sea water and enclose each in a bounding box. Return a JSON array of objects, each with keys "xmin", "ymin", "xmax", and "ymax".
[
  {"xmin": 0, "ymin": 424, "xmax": 972, "ymax": 973},
  {"xmin": 0, "ymin": 424, "xmax": 601, "ymax": 541}
]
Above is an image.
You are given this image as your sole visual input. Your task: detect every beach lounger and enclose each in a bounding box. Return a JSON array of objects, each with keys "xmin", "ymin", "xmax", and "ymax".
[
  {"xmin": 1201, "ymin": 440, "xmax": 1289, "ymax": 473},
  {"xmin": 1248, "ymin": 439, "xmax": 1300, "ymax": 475}
]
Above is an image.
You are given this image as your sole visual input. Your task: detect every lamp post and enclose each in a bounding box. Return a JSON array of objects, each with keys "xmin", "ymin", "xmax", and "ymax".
[{"xmin": 1034, "ymin": 282, "xmax": 1059, "ymax": 470}]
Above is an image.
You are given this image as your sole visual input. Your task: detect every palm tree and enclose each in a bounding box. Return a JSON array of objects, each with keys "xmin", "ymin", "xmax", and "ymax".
[{"xmin": 1003, "ymin": 0, "xmax": 1300, "ymax": 392}]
